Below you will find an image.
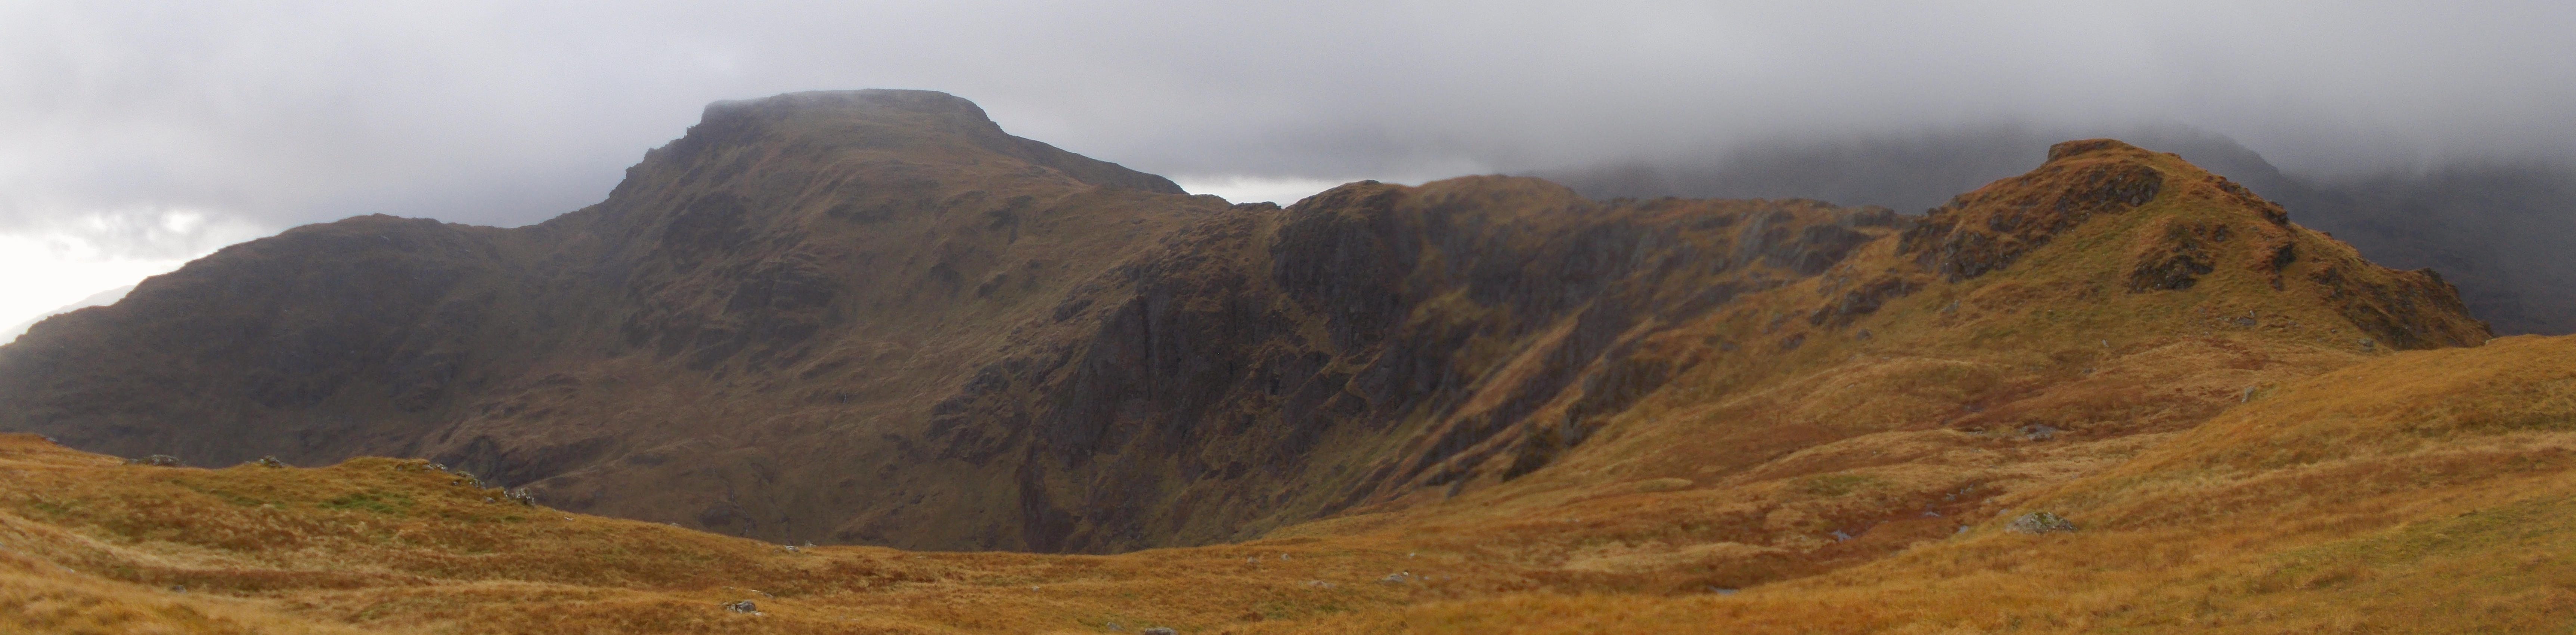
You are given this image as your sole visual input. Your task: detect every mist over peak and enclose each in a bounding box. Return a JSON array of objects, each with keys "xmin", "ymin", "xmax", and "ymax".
[
  {"xmin": 1534, "ymin": 126, "xmax": 2576, "ymax": 335},
  {"xmin": 7, "ymin": 3, "xmax": 2574, "ymax": 236}
]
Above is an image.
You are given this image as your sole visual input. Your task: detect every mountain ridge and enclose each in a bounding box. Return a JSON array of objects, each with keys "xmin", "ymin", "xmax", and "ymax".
[
  {"xmin": 1536, "ymin": 126, "xmax": 2573, "ymax": 335},
  {"xmin": 0, "ymin": 91, "xmax": 2489, "ymax": 558}
]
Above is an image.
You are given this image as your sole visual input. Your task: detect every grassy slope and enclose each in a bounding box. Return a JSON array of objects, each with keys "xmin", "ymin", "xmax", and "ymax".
[
  {"xmin": 5, "ymin": 335, "xmax": 2569, "ymax": 634},
  {"xmin": 0, "ymin": 435, "xmax": 1443, "ymax": 634},
  {"xmin": 3, "ymin": 140, "xmax": 2556, "ymax": 633},
  {"xmin": 1302, "ymin": 334, "xmax": 2576, "ymax": 634}
]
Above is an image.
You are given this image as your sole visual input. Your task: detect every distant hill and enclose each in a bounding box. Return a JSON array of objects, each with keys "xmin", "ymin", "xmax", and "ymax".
[
  {"xmin": 1537, "ymin": 127, "xmax": 2575, "ymax": 335},
  {"xmin": 2, "ymin": 284, "xmax": 134, "ymax": 343}
]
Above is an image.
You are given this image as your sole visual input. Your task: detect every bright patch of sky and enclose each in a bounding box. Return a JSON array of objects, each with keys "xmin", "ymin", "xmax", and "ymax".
[
  {"xmin": 1171, "ymin": 176, "xmax": 1356, "ymax": 207},
  {"xmin": 0, "ymin": 209, "xmax": 269, "ymax": 342}
]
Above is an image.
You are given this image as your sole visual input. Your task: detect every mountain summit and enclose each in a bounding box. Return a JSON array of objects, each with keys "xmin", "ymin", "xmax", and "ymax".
[{"xmin": 0, "ymin": 93, "xmax": 2487, "ymax": 557}]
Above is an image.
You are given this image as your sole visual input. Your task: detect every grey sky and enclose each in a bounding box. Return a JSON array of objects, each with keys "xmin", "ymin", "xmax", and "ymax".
[{"xmin": 3, "ymin": 1, "xmax": 2573, "ymax": 327}]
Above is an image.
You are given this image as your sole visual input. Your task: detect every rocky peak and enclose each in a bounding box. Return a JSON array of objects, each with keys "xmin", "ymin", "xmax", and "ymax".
[
  {"xmin": 1901, "ymin": 138, "xmax": 2169, "ymax": 281},
  {"xmin": 2043, "ymin": 137, "xmax": 2147, "ymax": 162},
  {"xmin": 644, "ymin": 89, "xmax": 1181, "ymax": 195},
  {"xmin": 1886, "ymin": 137, "xmax": 2486, "ymax": 350}
]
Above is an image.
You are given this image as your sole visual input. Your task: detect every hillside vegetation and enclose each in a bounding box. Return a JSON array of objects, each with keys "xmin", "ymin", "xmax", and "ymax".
[
  {"xmin": 4, "ymin": 90, "xmax": 2562, "ymax": 632},
  {"xmin": 4, "ymin": 333, "xmax": 2569, "ymax": 633}
]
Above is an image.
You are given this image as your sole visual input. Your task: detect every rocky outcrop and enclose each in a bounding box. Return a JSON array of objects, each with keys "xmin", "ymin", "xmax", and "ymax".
[
  {"xmin": 1896, "ymin": 139, "xmax": 2486, "ymax": 350},
  {"xmin": 1901, "ymin": 139, "xmax": 2166, "ymax": 282},
  {"xmin": 904, "ymin": 181, "xmax": 1909, "ymax": 551}
]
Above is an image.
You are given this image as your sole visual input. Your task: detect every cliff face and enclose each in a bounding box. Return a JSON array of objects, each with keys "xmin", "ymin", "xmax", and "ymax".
[{"xmin": 0, "ymin": 92, "xmax": 2489, "ymax": 553}]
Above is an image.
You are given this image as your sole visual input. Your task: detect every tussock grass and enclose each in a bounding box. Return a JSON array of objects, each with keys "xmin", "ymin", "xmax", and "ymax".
[
  {"xmin": 1235, "ymin": 335, "xmax": 2576, "ymax": 634},
  {"xmin": 0, "ymin": 143, "xmax": 2551, "ymax": 633},
  {"xmin": 0, "ymin": 437, "xmax": 1443, "ymax": 633}
]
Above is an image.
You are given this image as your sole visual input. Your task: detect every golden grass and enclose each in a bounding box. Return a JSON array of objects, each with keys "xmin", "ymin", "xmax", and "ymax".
[
  {"xmin": 2, "ymin": 141, "xmax": 2552, "ymax": 633},
  {"xmin": 0, "ymin": 436, "xmax": 1456, "ymax": 633},
  {"xmin": 1243, "ymin": 335, "xmax": 2576, "ymax": 634},
  {"xmin": 6, "ymin": 335, "xmax": 2532, "ymax": 632},
  {"xmin": 6, "ymin": 349, "xmax": 2569, "ymax": 633}
]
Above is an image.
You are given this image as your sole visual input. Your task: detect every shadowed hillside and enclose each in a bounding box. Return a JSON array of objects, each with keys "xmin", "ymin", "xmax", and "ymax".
[
  {"xmin": 2, "ymin": 331, "xmax": 2567, "ymax": 632},
  {"xmin": 0, "ymin": 90, "xmax": 2494, "ymax": 570},
  {"xmin": 4, "ymin": 90, "xmax": 2560, "ymax": 633}
]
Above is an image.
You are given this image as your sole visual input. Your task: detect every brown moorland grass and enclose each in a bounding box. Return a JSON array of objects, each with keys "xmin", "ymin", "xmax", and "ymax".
[
  {"xmin": 0, "ymin": 435, "xmax": 1454, "ymax": 634},
  {"xmin": 0, "ymin": 139, "xmax": 2540, "ymax": 633},
  {"xmin": 11, "ymin": 336, "xmax": 2570, "ymax": 633},
  {"xmin": 1239, "ymin": 335, "xmax": 2576, "ymax": 634}
]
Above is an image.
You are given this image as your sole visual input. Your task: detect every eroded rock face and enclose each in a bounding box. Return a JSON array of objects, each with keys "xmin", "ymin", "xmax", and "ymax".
[
  {"xmin": 2129, "ymin": 220, "xmax": 2226, "ymax": 292},
  {"xmin": 1902, "ymin": 140, "xmax": 2166, "ymax": 282},
  {"xmin": 911, "ymin": 180, "xmax": 1909, "ymax": 552}
]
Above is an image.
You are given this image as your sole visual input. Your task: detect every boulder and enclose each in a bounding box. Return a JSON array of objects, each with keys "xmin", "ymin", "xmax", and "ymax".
[{"xmin": 2007, "ymin": 511, "xmax": 2077, "ymax": 534}]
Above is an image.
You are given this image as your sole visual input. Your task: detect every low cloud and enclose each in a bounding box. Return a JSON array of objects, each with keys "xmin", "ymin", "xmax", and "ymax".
[{"xmin": 2, "ymin": 1, "xmax": 2570, "ymax": 248}]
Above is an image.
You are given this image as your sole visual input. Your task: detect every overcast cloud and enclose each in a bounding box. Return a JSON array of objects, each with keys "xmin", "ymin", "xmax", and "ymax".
[{"xmin": 4, "ymin": 1, "xmax": 2575, "ymax": 331}]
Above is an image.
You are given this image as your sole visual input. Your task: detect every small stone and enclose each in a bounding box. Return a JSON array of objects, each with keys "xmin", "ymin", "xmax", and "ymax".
[
  {"xmin": 2021, "ymin": 424, "xmax": 2059, "ymax": 441},
  {"xmin": 783, "ymin": 545, "xmax": 800, "ymax": 553},
  {"xmin": 723, "ymin": 600, "xmax": 757, "ymax": 613},
  {"xmin": 1829, "ymin": 530, "xmax": 1854, "ymax": 542},
  {"xmin": 170, "ymin": 585, "xmax": 186, "ymax": 593},
  {"xmin": 1143, "ymin": 628, "xmax": 1177, "ymax": 635},
  {"xmin": 2007, "ymin": 512, "xmax": 2078, "ymax": 534},
  {"xmin": 2240, "ymin": 386, "xmax": 2258, "ymax": 403}
]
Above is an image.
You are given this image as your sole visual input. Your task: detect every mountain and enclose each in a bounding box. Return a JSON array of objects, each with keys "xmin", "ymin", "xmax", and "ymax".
[
  {"xmin": 3, "ymin": 90, "xmax": 2561, "ymax": 634},
  {"xmin": 2287, "ymin": 163, "xmax": 2576, "ymax": 335},
  {"xmin": 0, "ymin": 91, "xmax": 2487, "ymax": 561},
  {"xmin": 1, "ymin": 284, "xmax": 135, "ymax": 344},
  {"xmin": 1537, "ymin": 126, "xmax": 2576, "ymax": 336}
]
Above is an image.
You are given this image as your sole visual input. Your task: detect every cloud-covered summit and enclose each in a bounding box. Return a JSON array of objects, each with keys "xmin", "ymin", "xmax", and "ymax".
[
  {"xmin": 8, "ymin": 2, "xmax": 2573, "ymax": 235},
  {"xmin": 3, "ymin": 1, "xmax": 2572, "ymax": 331}
]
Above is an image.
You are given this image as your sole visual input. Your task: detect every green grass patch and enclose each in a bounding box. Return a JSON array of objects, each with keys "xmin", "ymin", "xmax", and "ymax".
[
  {"xmin": 321, "ymin": 491, "xmax": 415, "ymax": 515},
  {"xmin": 1798, "ymin": 473, "xmax": 1885, "ymax": 497}
]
